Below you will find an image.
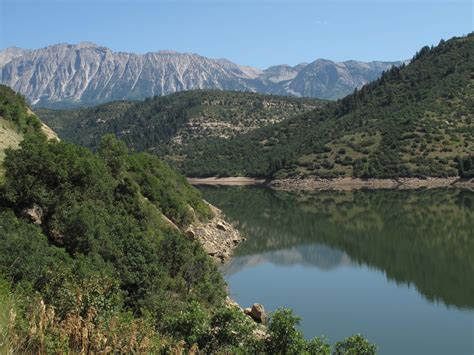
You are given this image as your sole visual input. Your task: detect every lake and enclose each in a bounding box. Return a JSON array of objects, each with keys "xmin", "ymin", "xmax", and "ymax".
[{"xmin": 198, "ymin": 186, "xmax": 474, "ymax": 355}]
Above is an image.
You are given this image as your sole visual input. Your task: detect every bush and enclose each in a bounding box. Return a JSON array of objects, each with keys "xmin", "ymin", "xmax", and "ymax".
[
  {"xmin": 306, "ymin": 336, "xmax": 331, "ymax": 354},
  {"xmin": 333, "ymin": 334, "xmax": 377, "ymax": 355},
  {"xmin": 266, "ymin": 308, "xmax": 307, "ymax": 354}
]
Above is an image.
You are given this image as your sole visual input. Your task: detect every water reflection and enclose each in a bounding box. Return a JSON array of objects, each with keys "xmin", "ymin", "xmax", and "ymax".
[{"xmin": 200, "ymin": 186, "xmax": 474, "ymax": 309}]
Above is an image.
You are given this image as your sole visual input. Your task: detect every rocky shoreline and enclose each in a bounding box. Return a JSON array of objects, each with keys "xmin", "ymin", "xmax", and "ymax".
[
  {"xmin": 270, "ymin": 177, "xmax": 474, "ymax": 191},
  {"xmin": 188, "ymin": 176, "xmax": 474, "ymax": 191},
  {"xmin": 187, "ymin": 203, "xmax": 268, "ymax": 331},
  {"xmin": 187, "ymin": 177, "xmax": 266, "ymax": 186},
  {"xmin": 186, "ymin": 202, "xmax": 245, "ymax": 263}
]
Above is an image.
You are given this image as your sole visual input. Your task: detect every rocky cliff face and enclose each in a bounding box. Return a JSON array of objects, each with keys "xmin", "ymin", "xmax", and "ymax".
[
  {"xmin": 186, "ymin": 203, "xmax": 245, "ymax": 263},
  {"xmin": 287, "ymin": 59, "xmax": 403, "ymax": 99},
  {"xmin": 0, "ymin": 42, "xmax": 402, "ymax": 107},
  {"xmin": 0, "ymin": 47, "xmax": 31, "ymax": 68}
]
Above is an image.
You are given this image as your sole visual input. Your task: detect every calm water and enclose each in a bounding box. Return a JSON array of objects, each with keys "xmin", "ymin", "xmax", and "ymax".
[{"xmin": 198, "ymin": 186, "xmax": 474, "ymax": 355}]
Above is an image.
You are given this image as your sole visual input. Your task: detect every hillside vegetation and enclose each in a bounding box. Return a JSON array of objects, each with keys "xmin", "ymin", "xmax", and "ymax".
[
  {"xmin": 0, "ymin": 84, "xmax": 43, "ymax": 176},
  {"xmin": 37, "ymin": 90, "xmax": 323, "ymax": 154},
  {"xmin": 176, "ymin": 34, "xmax": 473, "ymax": 178},
  {"xmin": 1, "ymin": 89, "xmax": 375, "ymax": 352},
  {"xmin": 38, "ymin": 35, "xmax": 473, "ymax": 180}
]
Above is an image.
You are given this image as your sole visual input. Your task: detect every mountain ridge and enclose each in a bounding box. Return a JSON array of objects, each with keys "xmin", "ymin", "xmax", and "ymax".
[
  {"xmin": 172, "ymin": 34, "xmax": 473, "ymax": 179},
  {"xmin": 0, "ymin": 42, "xmax": 402, "ymax": 107}
]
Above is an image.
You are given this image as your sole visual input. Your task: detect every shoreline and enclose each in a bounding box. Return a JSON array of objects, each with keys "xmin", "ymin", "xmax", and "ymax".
[
  {"xmin": 188, "ymin": 176, "xmax": 474, "ymax": 191},
  {"xmin": 270, "ymin": 177, "xmax": 474, "ymax": 191},
  {"xmin": 187, "ymin": 177, "xmax": 266, "ymax": 185},
  {"xmin": 188, "ymin": 202, "xmax": 245, "ymax": 263}
]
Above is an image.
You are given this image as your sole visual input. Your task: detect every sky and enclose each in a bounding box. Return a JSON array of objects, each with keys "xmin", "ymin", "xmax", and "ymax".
[{"xmin": 1, "ymin": 0, "xmax": 472, "ymax": 68}]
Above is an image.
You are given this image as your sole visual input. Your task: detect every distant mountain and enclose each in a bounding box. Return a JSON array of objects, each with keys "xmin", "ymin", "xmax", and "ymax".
[
  {"xmin": 0, "ymin": 42, "xmax": 401, "ymax": 107},
  {"xmin": 0, "ymin": 47, "xmax": 30, "ymax": 67},
  {"xmin": 287, "ymin": 59, "xmax": 405, "ymax": 99}
]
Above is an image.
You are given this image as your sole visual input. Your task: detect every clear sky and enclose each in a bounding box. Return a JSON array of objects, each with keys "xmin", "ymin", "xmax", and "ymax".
[{"xmin": 1, "ymin": 0, "xmax": 472, "ymax": 68}]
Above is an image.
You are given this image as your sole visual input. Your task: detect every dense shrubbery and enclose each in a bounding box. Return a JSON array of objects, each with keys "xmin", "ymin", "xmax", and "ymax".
[
  {"xmin": 0, "ymin": 132, "xmax": 377, "ymax": 353},
  {"xmin": 456, "ymin": 155, "xmax": 474, "ymax": 178},
  {"xmin": 0, "ymin": 84, "xmax": 41, "ymax": 133},
  {"xmin": 0, "ymin": 133, "xmax": 225, "ymax": 350}
]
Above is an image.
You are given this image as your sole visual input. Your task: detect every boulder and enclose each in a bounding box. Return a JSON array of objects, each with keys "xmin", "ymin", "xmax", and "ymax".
[
  {"xmin": 185, "ymin": 229, "xmax": 196, "ymax": 239},
  {"xmin": 249, "ymin": 303, "xmax": 267, "ymax": 324},
  {"xmin": 21, "ymin": 204, "xmax": 44, "ymax": 225},
  {"xmin": 216, "ymin": 222, "xmax": 227, "ymax": 231}
]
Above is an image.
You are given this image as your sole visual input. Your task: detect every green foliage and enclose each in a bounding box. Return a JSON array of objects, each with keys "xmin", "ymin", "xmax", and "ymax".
[
  {"xmin": 456, "ymin": 155, "xmax": 474, "ymax": 178},
  {"xmin": 169, "ymin": 34, "xmax": 473, "ymax": 179},
  {"xmin": 0, "ymin": 84, "xmax": 41, "ymax": 133},
  {"xmin": 164, "ymin": 302, "xmax": 256, "ymax": 352},
  {"xmin": 164, "ymin": 301, "xmax": 210, "ymax": 347},
  {"xmin": 207, "ymin": 305, "xmax": 255, "ymax": 352},
  {"xmin": 306, "ymin": 336, "xmax": 331, "ymax": 355},
  {"xmin": 37, "ymin": 90, "xmax": 323, "ymax": 162},
  {"xmin": 98, "ymin": 133, "xmax": 130, "ymax": 178},
  {"xmin": 0, "ymin": 276, "xmax": 164, "ymax": 353},
  {"xmin": 266, "ymin": 308, "xmax": 307, "ymax": 354},
  {"xmin": 333, "ymin": 334, "xmax": 377, "ymax": 355},
  {"xmin": 125, "ymin": 151, "xmax": 213, "ymax": 226},
  {"xmin": 0, "ymin": 91, "xmax": 380, "ymax": 351},
  {"xmin": 0, "ymin": 133, "xmax": 224, "ymax": 325}
]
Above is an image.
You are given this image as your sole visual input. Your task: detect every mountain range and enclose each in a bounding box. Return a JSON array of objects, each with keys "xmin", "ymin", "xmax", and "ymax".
[
  {"xmin": 37, "ymin": 34, "xmax": 473, "ymax": 179},
  {"xmin": 0, "ymin": 42, "xmax": 402, "ymax": 108}
]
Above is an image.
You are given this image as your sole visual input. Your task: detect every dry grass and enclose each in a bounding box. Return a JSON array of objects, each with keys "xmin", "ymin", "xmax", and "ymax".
[{"xmin": 2, "ymin": 292, "xmax": 170, "ymax": 354}]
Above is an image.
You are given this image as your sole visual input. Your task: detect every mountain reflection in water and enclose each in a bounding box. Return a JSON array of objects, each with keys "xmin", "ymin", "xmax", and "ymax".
[{"xmin": 200, "ymin": 186, "xmax": 474, "ymax": 309}]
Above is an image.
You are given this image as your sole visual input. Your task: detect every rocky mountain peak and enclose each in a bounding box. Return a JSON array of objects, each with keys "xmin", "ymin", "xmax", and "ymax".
[{"xmin": 0, "ymin": 43, "xmax": 403, "ymax": 107}]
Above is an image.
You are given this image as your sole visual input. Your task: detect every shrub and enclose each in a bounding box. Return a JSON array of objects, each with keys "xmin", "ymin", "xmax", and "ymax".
[
  {"xmin": 333, "ymin": 334, "xmax": 377, "ymax": 355},
  {"xmin": 266, "ymin": 308, "xmax": 307, "ymax": 354}
]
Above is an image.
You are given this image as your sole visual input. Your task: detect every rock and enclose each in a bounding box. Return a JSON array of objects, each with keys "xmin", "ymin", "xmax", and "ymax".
[
  {"xmin": 216, "ymin": 222, "xmax": 227, "ymax": 231},
  {"xmin": 244, "ymin": 307, "xmax": 252, "ymax": 315},
  {"xmin": 0, "ymin": 43, "xmax": 400, "ymax": 107},
  {"xmin": 188, "ymin": 202, "xmax": 245, "ymax": 263},
  {"xmin": 185, "ymin": 229, "xmax": 196, "ymax": 239},
  {"xmin": 161, "ymin": 214, "xmax": 180, "ymax": 231},
  {"xmin": 21, "ymin": 204, "xmax": 43, "ymax": 225},
  {"xmin": 225, "ymin": 297, "xmax": 243, "ymax": 311},
  {"xmin": 249, "ymin": 303, "xmax": 268, "ymax": 324},
  {"xmin": 203, "ymin": 243, "xmax": 219, "ymax": 256}
]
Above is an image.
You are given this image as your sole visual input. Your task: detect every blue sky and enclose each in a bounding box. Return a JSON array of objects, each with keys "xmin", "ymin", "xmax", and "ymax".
[{"xmin": 1, "ymin": 0, "xmax": 472, "ymax": 68}]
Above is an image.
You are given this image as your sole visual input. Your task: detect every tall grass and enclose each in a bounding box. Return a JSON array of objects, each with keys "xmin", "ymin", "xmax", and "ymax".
[{"xmin": 0, "ymin": 280, "xmax": 174, "ymax": 354}]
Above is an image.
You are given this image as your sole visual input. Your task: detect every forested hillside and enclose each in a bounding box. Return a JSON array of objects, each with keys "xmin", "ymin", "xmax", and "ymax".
[
  {"xmin": 37, "ymin": 90, "xmax": 323, "ymax": 153},
  {"xmin": 176, "ymin": 34, "xmax": 473, "ymax": 178},
  {"xmin": 1, "ymin": 87, "xmax": 375, "ymax": 352},
  {"xmin": 38, "ymin": 35, "xmax": 473, "ymax": 180},
  {"xmin": 0, "ymin": 84, "xmax": 53, "ymax": 177}
]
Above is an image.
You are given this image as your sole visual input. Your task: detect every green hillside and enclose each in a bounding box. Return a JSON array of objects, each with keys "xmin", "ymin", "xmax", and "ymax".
[
  {"xmin": 0, "ymin": 133, "xmax": 224, "ymax": 352},
  {"xmin": 37, "ymin": 35, "xmax": 473, "ymax": 180},
  {"xmin": 1, "ymin": 85, "xmax": 375, "ymax": 353},
  {"xmin": 176, "ymin": 34, "xmax": 473, "ymax": 178},
  {"xmin": 37, "ymin": 90, "xmax": 323, "ymax": 155},
  {"xmin": 0, "ymin": 134, "xmax": 375, "ymax": 354},
  {"xmin": 0, "ymin": 85, "xmax": 44, "ymax": 177}
]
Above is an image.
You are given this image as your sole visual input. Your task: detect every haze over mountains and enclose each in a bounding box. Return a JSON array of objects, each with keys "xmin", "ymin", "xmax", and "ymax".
[{"xmin": 0, "ymin": 42, "xmax": 402, "ymax": 108}]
